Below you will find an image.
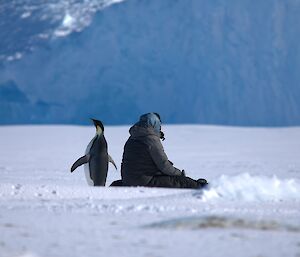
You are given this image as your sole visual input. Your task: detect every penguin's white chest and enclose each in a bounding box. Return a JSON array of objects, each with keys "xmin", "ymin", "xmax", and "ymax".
[{"xmin": 84, "ymin": 136, "xmax": 97, "ymax": 186}]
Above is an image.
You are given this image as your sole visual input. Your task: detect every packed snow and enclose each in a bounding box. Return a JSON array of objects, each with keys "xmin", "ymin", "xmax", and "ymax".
[{"xmin": 0, "ymin": 125, "xmax": 300, "ymax": 257}]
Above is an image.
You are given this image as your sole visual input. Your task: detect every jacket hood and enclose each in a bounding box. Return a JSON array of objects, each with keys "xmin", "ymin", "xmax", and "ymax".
[
  {"xmin": 136, "ymin": 113, "xmax": 161, "ymax": 132},
  {"xmin": 129, "ymin": 125, "xmax": 160, "ymax": 139},
  {"xmin": 129, "ymin": 113, "xmax": 162, "ymax": 139}
]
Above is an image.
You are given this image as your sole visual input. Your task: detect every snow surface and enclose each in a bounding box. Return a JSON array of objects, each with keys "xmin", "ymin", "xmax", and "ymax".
[{"xmin": 0, "ymin": 125, "xmax": 300, "ymax": 257}]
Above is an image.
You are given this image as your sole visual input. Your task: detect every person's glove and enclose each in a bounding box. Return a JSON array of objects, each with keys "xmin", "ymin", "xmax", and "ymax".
[
  {"xmin": 197, "ymin": 178, "xmax": 208, "ymax": 187},
  {"xmin": 181, "ymin": 170, "xmax": 186, "ymax": 177}
]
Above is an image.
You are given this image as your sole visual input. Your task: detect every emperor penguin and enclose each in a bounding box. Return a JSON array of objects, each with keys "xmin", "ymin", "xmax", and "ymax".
[{"xmin": 70, "ymin": 119, "xmax": 117, "ymax": 186}]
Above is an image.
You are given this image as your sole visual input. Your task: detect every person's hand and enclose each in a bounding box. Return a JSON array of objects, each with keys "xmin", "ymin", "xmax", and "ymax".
[
  {"xmin": 181, "ymin": 170, "xmax": 186, "ymax": 177},
  {"xmin": 197, "ymin": 178, "xmax": 208, "ymax": 188}
]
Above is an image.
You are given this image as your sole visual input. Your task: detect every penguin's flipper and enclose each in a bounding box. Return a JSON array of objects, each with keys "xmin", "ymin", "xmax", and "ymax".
[
  {"xmin": 108, "ymin": 154, "xmax": 118, "ymax": 170},
  {"xmin": 71, "ymin": 154, "xmax": 90, "ymax": 172}
]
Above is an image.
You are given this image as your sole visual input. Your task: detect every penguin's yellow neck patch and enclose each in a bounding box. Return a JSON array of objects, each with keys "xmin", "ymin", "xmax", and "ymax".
[{"xmin": 96, "ymin": 125, "xmax": 103, "ymax": 135}]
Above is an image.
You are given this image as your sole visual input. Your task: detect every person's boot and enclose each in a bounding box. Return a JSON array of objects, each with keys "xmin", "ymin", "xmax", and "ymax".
[
  {"xmin": 110, "ymin": 180, "xmax": 123, "ymax": 187},
  {"xmin": 197, "ymin": 178, "xmax": 208, "ymax": 189}
]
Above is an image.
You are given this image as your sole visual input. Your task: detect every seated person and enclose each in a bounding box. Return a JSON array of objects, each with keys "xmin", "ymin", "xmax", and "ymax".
[{"xmin": 116, "ymin": 112, "xmax": 207, "ymax": 189}]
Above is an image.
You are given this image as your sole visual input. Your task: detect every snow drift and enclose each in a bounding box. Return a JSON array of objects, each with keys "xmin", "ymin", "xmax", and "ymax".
[{"xmin": 201, "ymin": 173, "xmax": 300, "ymax": 202}]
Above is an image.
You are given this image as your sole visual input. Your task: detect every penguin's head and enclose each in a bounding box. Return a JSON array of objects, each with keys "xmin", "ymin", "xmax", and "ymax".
[{"xmin": 90, "ymin": 118, "xmax": 104, "ymax": 135}]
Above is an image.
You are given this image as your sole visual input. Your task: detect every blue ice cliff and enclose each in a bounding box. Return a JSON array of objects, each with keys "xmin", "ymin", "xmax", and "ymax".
[{"xmin": 0, "ymin": 0, "xmax": 299, "ymax": 125}]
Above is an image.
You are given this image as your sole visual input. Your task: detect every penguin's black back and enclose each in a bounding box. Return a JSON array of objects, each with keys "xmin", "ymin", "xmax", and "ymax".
[{"xmin": 89, "ymin": 135, "xmax": 108, "ymax": 186}]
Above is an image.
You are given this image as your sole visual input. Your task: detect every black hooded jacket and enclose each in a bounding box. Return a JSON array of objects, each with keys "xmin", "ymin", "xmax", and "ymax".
[{"xmin": 121, "ymin": 125, "xmax": 182, "ymax": 186}]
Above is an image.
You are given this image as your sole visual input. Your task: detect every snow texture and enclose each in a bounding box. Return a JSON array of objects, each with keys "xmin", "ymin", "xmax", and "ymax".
[{"xmin": 0, "ymin": 125, "xmax": 300, "ymax": 257}]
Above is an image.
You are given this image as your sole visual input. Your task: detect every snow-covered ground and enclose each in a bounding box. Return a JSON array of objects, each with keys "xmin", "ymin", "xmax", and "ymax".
[{"xmin": 0, "ymin": 125, "xmax": 300, "ymax": 257}]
